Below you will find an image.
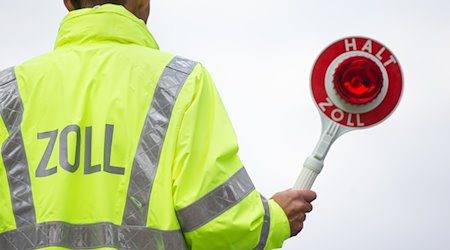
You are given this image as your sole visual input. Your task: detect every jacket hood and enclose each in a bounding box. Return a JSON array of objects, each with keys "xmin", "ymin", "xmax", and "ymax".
[{"xmin": 54, "ymin": 4, "xmax": 159, "ymax": 50}]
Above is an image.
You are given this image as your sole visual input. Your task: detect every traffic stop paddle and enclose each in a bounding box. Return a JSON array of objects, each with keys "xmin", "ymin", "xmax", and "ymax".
[{"xmin": 294, "ymin": 37, "xmax": 403, "ymax": 190}]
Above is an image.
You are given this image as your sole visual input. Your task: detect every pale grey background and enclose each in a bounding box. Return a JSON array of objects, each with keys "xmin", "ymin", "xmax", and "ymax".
[{"xmin": 1, "ymin": 0, "xmax": 450, "ymax": 249}]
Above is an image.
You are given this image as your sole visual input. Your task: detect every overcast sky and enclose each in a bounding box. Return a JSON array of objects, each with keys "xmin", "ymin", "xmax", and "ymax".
[{"xmin": 1, "ymin": 1, "xmax": 450, "ymax": 249}]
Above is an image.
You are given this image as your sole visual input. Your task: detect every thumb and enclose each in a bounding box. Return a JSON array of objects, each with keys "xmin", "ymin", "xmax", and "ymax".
[{"xmin": 300, "ymin": 190, "xmax": 317, "ymax": 202}]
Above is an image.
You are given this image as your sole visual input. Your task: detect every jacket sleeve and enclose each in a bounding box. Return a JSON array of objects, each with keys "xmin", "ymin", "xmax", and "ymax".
[{"xmin": 171, "ymin": 64, "xmax": 291, "ymax": 249}]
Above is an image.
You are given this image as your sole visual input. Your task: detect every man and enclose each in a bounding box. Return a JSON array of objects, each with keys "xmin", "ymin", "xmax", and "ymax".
[{"xmin": 0, "ymin": 0, "xmax": 316, "ymax": 249}]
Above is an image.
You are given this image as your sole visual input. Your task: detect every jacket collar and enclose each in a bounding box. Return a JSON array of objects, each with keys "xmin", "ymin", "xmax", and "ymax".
[{"xmin": 54, "ymin": 4, "xmax": 159, "ymax": 50}]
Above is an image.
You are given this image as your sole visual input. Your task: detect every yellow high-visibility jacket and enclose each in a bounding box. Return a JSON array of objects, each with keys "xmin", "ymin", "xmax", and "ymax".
[{"xmin": 0, "ymin": 4, "xmax": 290, "ymax": 249}]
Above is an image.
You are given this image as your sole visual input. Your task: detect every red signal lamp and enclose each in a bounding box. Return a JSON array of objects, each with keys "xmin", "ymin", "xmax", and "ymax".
[{"xmin": 333, "ymin": 56, "xmax": 383, "ymax": 105}]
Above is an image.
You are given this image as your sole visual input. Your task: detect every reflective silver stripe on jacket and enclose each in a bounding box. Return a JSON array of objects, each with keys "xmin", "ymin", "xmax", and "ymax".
[
  {"xmin": 122, "ymin": 56, "xmax": 198, "ymax": 226},
  {"xmin": 0, "ymin": 222, "xmax": 186, "ymax": 250},
  {"xmin": 0, "ymin": 67, "xmax": 37, "ymax": 228},
  {"xmin": 176, "ymin": 167, "xmax": 256, "ymax": 232},
  {"xmin": 254, "ymin": 195, "xmax": 270, "ymax": 250}
]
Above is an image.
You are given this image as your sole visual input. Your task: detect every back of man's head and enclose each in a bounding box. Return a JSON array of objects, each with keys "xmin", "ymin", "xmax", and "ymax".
[
  {"xmin": 65, "ymin": 0, "xmax": 150, "ymax": 23},
  {"xmin": 70, "ymin": 0, "xmax": 127, "ymax": 9}
]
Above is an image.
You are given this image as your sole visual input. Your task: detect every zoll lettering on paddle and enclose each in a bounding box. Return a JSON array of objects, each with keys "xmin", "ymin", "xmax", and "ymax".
[{"xmin": 294, "ymin": 37, "xmax": 403, "ymax": 190}]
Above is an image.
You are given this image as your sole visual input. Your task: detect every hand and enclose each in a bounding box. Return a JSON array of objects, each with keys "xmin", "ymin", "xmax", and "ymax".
[{"xmin": 271, "ymin": 189, "xmax": 317, "ymax": 237}]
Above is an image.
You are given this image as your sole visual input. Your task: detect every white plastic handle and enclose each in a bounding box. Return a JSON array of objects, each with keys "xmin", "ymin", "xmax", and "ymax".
[
  {"xmin": 293, "ymin": 166, "xmax": 318, "ymax": 190},
  {"xmin": 293, "ymin": 120, "xmax": 344, "ymax": 190},
  {"xmin": 293, "ymin": 156, "xmax": 323, "ymax": 190}
]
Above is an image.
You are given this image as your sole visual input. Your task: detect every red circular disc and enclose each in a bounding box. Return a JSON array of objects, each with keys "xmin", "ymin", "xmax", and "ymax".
[{"xmin": 311, "ymin": 37, "xmax": 403, "ymax": 128}]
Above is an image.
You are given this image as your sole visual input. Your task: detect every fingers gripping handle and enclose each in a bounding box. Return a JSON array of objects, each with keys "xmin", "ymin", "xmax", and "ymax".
[{"xmin": 293, "ymin": 157, "xmax": 323, "ymax": 190}]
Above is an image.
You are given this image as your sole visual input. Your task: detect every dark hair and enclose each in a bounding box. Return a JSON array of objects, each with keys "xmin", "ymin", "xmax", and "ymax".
[{"xmin": 70, "ymin": 0, "xmax": 127, "ymax": 9}]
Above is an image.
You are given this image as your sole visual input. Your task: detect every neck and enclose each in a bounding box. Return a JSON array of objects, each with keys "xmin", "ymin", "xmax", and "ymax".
[{"xmin": 71, "ymin": 1, "xmax": 127, "ymax": 9}]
